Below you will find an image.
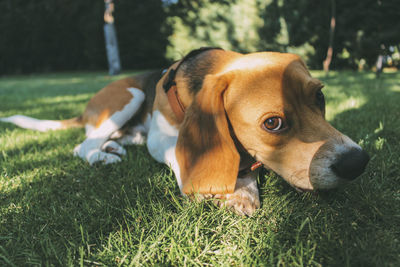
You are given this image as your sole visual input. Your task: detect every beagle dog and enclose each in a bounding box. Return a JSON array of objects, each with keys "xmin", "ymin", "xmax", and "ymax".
[{"xmin": 0, "ymin": 48, "xmax": 369, "ymax": 215}]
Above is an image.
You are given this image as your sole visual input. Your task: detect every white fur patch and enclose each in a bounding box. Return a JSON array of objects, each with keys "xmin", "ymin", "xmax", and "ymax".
[
  {"xmin": 147, "ymin": 110, "xmax": 183, "ymax": 191},
  {"xmin": 147, "ymin": 110, "xmax": 179, "ymax": 162},
  {"xmin": 85, "ymin": 124, "xmax": 95, "ymax": 137},
  {"xmin": 165, "ymin": 146, "xmax": 182, "ymax": 190},
  {"xmin": 0, "ymin": 115, "xmax": 63, "ymax": 131},
  {"xmin": 143, "ymin": 113, "xmax": 152, "ymax": 133},
  {"xmin": 222, "ymin": 57, "xmax": 272, "ymax": 74},
  {"xmin": 74, "ymin": 87, "xmax": 145, "ymax": 165}
]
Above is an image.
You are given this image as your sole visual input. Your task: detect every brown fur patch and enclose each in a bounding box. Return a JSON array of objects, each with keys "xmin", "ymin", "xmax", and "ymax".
[{"xmin": 82, "ymin": 77, "xmax": 143, "ymax": 128}]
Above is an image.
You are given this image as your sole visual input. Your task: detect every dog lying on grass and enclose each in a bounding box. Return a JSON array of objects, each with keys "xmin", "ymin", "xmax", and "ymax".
[{"xmin": 0, "ymin": 48, "xmax": 369, "ymax": 215}]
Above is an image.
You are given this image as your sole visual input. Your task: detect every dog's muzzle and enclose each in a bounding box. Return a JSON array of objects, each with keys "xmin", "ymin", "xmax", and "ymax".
[
  {"xmin": 330, "ymin": 147, "xmax": 370, "ymax": 180},
  {"xmin": 309, "ymin": 136, "xmax": 370, "ymax": 190}
]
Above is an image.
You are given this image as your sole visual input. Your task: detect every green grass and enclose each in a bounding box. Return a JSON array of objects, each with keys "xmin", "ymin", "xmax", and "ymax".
[{"xmin": 0, "ymin": 70, "xmax": 399, "ymax": 266}]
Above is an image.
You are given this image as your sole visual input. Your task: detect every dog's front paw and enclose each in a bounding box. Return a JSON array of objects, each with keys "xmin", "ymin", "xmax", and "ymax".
[
  {"xmin": 192, "ymin": 177, "xmax": 260, "ymax": 216},
  {"xmin": 215, "ymin": 191, "xmax": 260, "ymax": 216},
  {"xmin": 74, "ymin": 144, "xmax": 121, "ymax": 165},
  {"xmin": 215, "ymin": 177, "xmax": 260, "ymax": 216},
  {"xmin": 73, "ymin": 144, "xmax": 82, "ymax": 157},
  {"xmin": 87, "ymin": 150, "xmax": 121, "ymax": 165},
  {"xmin": 102, "ymin": 140, "xmax": 126, "ymax": 156}
]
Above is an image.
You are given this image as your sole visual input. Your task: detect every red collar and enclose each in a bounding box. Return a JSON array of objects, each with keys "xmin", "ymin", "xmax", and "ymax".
[{"xmin": 166, "ymin": 84, "xmax": 186, "ymax": 123}]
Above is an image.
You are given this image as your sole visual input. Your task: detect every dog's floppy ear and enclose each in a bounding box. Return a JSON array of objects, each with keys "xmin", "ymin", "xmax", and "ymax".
[{"xmin": 176, "ymin": 73, "xmax": 240, "ymax": 195}]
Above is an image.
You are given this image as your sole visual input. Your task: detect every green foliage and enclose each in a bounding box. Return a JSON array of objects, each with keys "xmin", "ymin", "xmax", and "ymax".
[
  {"xmin": 1, "ymin": 71, "xmax": 400, "ymax": 265},
  {"xmin": 166, "ymin": 0, "xmax": 400, "ymax": 69},
  {"xmin": 265, "ymin": 0, "xmax": 400, "ymax": 69},
  {"xmin": 165, "ymin": 0, "xmax": 263, "ymax": 60}
]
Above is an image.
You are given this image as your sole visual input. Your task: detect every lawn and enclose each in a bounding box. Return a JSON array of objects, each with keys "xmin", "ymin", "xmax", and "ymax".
[{"xmin": 0, "ymin": 70, "xmax": 399, "ymax": 266}]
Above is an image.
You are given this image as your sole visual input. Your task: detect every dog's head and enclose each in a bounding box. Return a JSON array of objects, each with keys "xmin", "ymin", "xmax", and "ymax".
[{"xmin": 176, "ymin": 51, "xmax": 369, "ymax": 194}]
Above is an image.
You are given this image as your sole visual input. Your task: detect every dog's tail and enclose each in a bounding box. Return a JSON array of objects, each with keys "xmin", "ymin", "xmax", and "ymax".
[{"xmin": 0, "ymin": 115, "xmax": 84, "ymax": 132}]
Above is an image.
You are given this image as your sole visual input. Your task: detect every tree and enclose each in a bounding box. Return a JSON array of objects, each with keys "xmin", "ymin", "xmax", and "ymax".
[{"xmin": 323, "ymin": 0, "xmax": 336, "ymax": 73}]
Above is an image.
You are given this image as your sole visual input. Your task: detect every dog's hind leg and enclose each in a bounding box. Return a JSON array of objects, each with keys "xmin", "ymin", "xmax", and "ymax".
[
  {"xmin": 113, "ymin": 113, "xmax": 152, "ymax": 146},
  {"xmin": 73, "ymin": 87, "xmax": 145, "ymax": 165}
]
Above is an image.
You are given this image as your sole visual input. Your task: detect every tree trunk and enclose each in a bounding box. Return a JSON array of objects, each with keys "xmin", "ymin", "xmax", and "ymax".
[
  {"xmin": 104, "ymin": 0, "xmax": 121, "ymax": 75},
  {"xmin": 323, "ymin": 0, "xmax": 336, "ymax": 73}
]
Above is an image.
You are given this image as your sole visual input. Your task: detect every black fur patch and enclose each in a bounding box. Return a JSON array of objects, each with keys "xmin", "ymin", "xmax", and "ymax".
[{"xmin": 163, "ymin": 47, "xmax": 223, "ymax": 93}]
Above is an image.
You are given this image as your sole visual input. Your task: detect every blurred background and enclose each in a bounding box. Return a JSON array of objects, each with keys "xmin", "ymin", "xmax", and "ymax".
[{"xmin": 0, "ymin": 0, "xmax": 399, "ymax": 75}]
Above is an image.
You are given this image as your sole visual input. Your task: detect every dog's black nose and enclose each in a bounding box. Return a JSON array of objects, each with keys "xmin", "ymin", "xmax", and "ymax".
[{"xmin": 331, "ymin": 148, "xmax": 370, "ymax": 180}]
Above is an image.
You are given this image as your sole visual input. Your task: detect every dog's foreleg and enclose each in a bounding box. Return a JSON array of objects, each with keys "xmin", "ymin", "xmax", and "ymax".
[
  {"xmin": 147, "ymin": 110, "xmax": 183, "ymax": 191},
  {"xmin": 74, "ymin": 88, "xmax": 145, "ymax": 165}
]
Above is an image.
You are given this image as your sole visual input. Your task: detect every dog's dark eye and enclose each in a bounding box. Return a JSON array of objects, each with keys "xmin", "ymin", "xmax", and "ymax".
[
  {"xmin": 263, "ymin": 117, "xmax": 285, "ymax": 132},
  {"xmin": 316, "ymin": 90, "xmax": 325, "ymax": 111}
]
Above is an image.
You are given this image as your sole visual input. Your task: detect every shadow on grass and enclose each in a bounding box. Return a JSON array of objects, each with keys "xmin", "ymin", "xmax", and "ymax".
[{"xmin": 0, "ymin": 141, "xmax": 172, "ymax": 265}]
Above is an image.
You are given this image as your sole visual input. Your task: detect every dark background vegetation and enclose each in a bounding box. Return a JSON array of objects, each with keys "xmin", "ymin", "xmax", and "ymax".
[{"xmin": 0, "ymin": 0, "xmax": 399, "ymax": 74}]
